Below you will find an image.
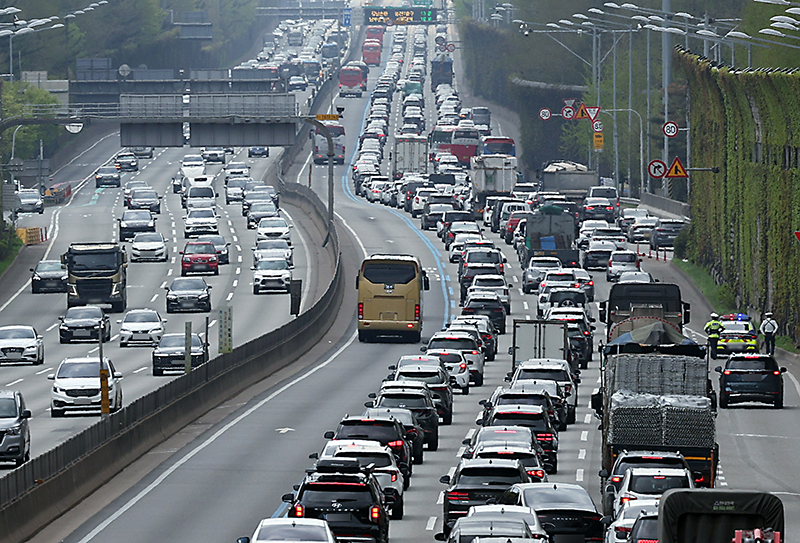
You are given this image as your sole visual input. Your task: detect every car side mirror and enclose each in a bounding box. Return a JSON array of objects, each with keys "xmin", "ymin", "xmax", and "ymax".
[
  {"xmin": 439, "ymin": 475, "xmax": 450, "ymax": 484},
  {"xmin": 309, "ymin": 452, "xmax": 319, "ymax": 459},
  {"xmin": 281, "ymin": 493, "xmax": 294, "ymax": 502},
  {"xmin": 434, "ymin": 534, "xmax": 447, "ymax": 542},
  {"xmin": 781, "ymin": 367, "xmax": 788, "ymax": 373},
  {"xmin": 478, "ymin": 399, "xmax": 487, "ymax": 406},
  {"xmin": 114, "ymin": 372, "xmax": 123, "ymax": 379},
  {"xmin": 714, "ymin": 366, "xmax": 722, "ymax": 373},
  {"xmin": 59, "ymin": 316, "xmax": 65, "ymax": 321},
  {"xmin": 237, "ymin": 538, "xmax": 251, "ymax": 543},
  {"xmin": 420, "ymin": 346, "xmax": 427, "ymax": 352},
  {"xmin": 323, "ymin": 431, "xmax": 335, "ymax": 439},
  {"xmin": 368, "ymin": 392, "xmax": 377, "ymax": 399},
  {"xmin": 462, "ymin": 438, "xmax": 471, "ymax": 445},
  {"xmin": 388, "ymin": 365, "xmax": 396, "ymax": 370},
  {"xmin": 21, "ymin": 409, "xmax": 31, "ymax": 419},
  {"xmin": 47, "ymin": 374, "xmax": 55, "ymax": 380},
  {"xmin": 599, "ymin": 469, "xmax": 609, "ymax": 478},
  {"xmin": 364, "ymin": 401, "xmax": 375, "ymax": 408},
  {"xmin": 601, "ymin": 515, "xmax": 612, "ymax": 526}
]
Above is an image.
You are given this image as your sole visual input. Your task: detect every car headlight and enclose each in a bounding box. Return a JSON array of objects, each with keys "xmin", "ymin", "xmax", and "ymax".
[
  {"xmin": 23, "ymin": 345, "xmax": 37, "ymax": 353},
  {"xmin": 167, "ymin": 294, "xmax": 178, "ymax": 300},
  {"xmin": 5, "ymin": 424, "xmax": 22, "ymax": 435},
  {"xmin": 32, "ymin": 273, "xmax": 41, "ymax": 280},
  {"xmin": 183, "ymin": 257, "xmax": 191, "ymax": 263},
  {"xmin": 209, "ymin": 256, "xmax": 217, "ymax": 262},
  {"xmin": 53, "ymin": 386, "xmax": 64, "ymax": 394},
  {"xmin": 199, "ymin": 293, "xmax": 209, "ymax": 299}
]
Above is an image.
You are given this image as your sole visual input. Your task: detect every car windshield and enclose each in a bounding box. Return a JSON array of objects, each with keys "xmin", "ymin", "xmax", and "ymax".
[
  {"xmin": 630, "ymin": 518, "xmax": 658, "ymax": 540},
  {"xmin": 260, "ymin": 218, "xmax": 287, "ymax": 228},
  {"xmin": 251, "ymin": 203, "xmax": 277, "ymax": 213},
  {"xmin": 189, "ymin": 188, "xmax": 214, "ymax": 197},
  {"xmin": 337, "ymin": 422, "xmax": 398, "ymax": 442},
  {"xmin": 134, "ymin": 233, "xmax": 163, "ymax": 243},
  {"xmin": 98, "ymin": 167, "xmax": 117, "ymax": 174},
  {"xmin": 722, "ymin": 322, "xmax": 750, "ymax": 333},
  {"xmin": 630, "ymin": 475, "xmax": 690, "ymax": 494},
  {"xmin": 397, "ymin": 371, "xmax": 442, "ymax": 384},
  {"xmin": 0, "ymin": 327, "xmax": 34, "ymax": 339},
  {"xmin": 255, "ymin": 524, "xmax": 330, "ymax": 542},
  {"xmin": 66, "ymin": 307, "xmax": 103, "ymax": 319},
  {"xmin": 490, "ymin": 412, "xmax": 548, "ymax": 430},
  {"xmin": 123, "ymin": 211, "xmax": 151, "ymax": 221},
  {"xmin": 188, "ymin": 210, "xmax": 215, "ymax": 219},
  {"xmin": 171, "ymin": 279, "xmax": 206, "ymax": 291},
  {"xmin": 612, "ymin": 253, "xmax": 637, "ymax": 263},
  {"xmin": 428, "ymin": 338, "xmax": 475, "ymax": 350},
  {"xmin": 228, "ymin": 179, "xmax": 247, "ymax": 188},
  {"xmin": 497, "ymin": 394, "xmax": 546, "ymax": 407},
  {"xmin": 256, "ymin": 260, "xmax": 288, "ymax": 270},
  {"xmin": 198, "ymin": 236, "xmax": 225, "ymax": 246},
  {"xmin": 159, "ymin": 335, "xmax": 202, "ymax": 348},
  {"xmin": 133, "ymin": 190, "xmax": 157, "ymax": 199},
  {"xmin": 521, "ymin": 487, "xmax": 595, "ymax": 509},
  {"xmin": 335, "ymin": 452, "xmax": 393, "ymax": 468},
  {"xmin": 257, "ymin": 240, "xmax": 290, "ymax": 250},
  {"xmin": 591, "ymin": 188, "xmax": 617, "ymax": 198},
  {"xmin": 474, "ymin": 278, "xmax": 505, "ymax": 287},
  {"xmin": 123, "ymin": 312, "xmax": 159, "ymax": 323},
  {"xmin": 727, "ymin": 357, "xmax": 778, "ymax": 370},
  {"xmin": 184, "ymin": 243, "xmax": 215, "ymax": 255},
  {"xmin": 36, "ymin": 261, "xmax": 63, "ymax": 272},
  {"xmin": 518, "ymin": 369, "xmax": 569, "ymax": 381},
  {"xmin": 57, "ymin": 361, "xmax": 106, "ymax": 379},
  {"xmin": 0, "ymin": 398, "xmax": 17, "ymax": 418},
  {"xmin": 377, "ymin": 394, "xmax": 428, "ymax": 409},
  {"xmin": 299, "ymin": 485, "xmax": 372, "ymax": 507},
  {"xmin": 457, "ymin": 467, "xmax": 524, "ymax": 485}
]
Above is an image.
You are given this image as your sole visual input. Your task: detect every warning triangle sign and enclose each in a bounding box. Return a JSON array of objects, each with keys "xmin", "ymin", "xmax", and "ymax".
[
  {"xmin": 585, "ymin": 106, "xmax": 600, "ymax": 121},
  {"xmin": 665, "ymin": 156, "xmax": 689, "ymax": 178},
  {"xmin": 575, "ymin": 102, "xmax": 591, "ymax": 120}
]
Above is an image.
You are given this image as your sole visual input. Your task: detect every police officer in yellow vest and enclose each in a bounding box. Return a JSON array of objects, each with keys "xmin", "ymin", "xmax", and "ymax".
[{"xmin": 704, "ymin": 312, "xmax": 724, "ymax": 359}]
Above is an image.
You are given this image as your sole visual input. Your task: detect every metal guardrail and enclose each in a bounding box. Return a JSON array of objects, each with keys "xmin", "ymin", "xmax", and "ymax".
[{"xmin": 0, "ymin": 185, "xmax": 342, "ymax": 517}]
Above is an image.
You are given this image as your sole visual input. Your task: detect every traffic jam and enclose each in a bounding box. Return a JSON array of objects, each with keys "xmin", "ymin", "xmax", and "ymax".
[{"xmin": 238, "ymin": 13, "xmax": 785, "ymax": 543}]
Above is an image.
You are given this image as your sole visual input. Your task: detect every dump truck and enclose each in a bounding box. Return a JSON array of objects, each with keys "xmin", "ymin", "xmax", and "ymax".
[
  {"xmin": 599, "ymin": 282, "xmax": 691, "ymax": 342},
  {"xmin": 537, "ymin": 160, "xmax": 599, "ymax": 203},
  {"xmin": 591, "ymin": 331, "xmax": 718, "ymax": 491},
  {"xmin": 62, "ymin": 243, "xmax": 128, "ymax": 312},
  {"xmin": 519, "ymin": 205, "xmax": 579, "ymax": 267}
]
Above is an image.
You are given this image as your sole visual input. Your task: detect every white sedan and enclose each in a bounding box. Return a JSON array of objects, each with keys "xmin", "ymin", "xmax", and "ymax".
[
  {"xmin": 256, "ymin": 217, "xmax": 292, "ymax": 244},
  {"xmin": 0, "ymin": 325, "xmax": 44, "ymax": 365}
]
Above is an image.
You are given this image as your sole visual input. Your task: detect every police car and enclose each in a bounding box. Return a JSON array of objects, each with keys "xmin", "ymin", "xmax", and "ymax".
[{"xmin": 717, "ymin": 313, "xmax": 758, "ymax": 354}]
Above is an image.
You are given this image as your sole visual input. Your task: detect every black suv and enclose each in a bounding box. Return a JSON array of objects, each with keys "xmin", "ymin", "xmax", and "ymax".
[
  {"xmin": 481, "ymin": 404, "xmax": 559, "ymax": 473},
  {"xmin": 715, "ymin": 354, "xmax": 786, "ymax": 408},
  {"xmin": 325, "ymin": 416, "xmax": 413, "ymax": 479},
  {"xmin": 439, "ymin": 458, "xmax": 531, "ymax": 532},
  {"xmin": 367, "ymin": 385, "xmax": 440, "ymax": 450},
  {"xmin": 363, "ymin": 407, "xmax": 426, "ymax": 465},
  {"xmin": 598, "ymin": 450, "xmax": 691, "ymax": 515},
  {"xmin": 389, "ymin": 365, "xmax": 454, "ymax": 425},
  {"xmin": 462, "ymin": 293, "xmax": 507, "ymax": 334},
  {"xmin": 283, "ymin": 458, "xmax": 389, "ymax": 543}
]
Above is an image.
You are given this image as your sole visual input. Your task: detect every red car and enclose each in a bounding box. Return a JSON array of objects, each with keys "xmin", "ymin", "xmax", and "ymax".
[{"xmin": 180, "ymin": 241, "xmax": 219, "ymax": 276}]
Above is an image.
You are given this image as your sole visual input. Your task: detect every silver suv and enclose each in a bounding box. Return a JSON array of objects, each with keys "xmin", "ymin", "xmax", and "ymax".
[
  {"xmin": 606, "ymin": 250, "xmax": 641, "ymax": 282},
  {"xmin": 522, "ymin": 257, "xmax": 562, "ymax": 294},
  {"xmin": 0, "ymin": 390, "xmax": 31, "ymax": 466}
]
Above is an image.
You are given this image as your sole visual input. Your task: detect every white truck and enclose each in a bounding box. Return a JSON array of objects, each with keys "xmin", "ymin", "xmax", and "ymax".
[
  {"xmin": 507, "ymin": 319, "xmax": 570, "ymax": 372},
  {"xmin": 392, "ymin": 135, "xmax": 427, "ymax": 180},
  {"xmin": 470, "ymin": 154, "xmax": 521, "ymax": 220},
  {"xmin": 537, "ymin": 160, "xmax": 599, "ymax": 203}
]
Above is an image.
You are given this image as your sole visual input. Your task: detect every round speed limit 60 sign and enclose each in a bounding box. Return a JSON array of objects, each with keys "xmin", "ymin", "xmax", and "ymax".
[{"xmin": 663, "ymin": 121, "xmax": 679, "ymax": 138}]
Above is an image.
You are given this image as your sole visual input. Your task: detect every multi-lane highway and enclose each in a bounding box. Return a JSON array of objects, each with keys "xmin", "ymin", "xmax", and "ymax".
[
  {"xmin": 0, "ymin": 138, "xmax": 331, "ymax": 458},
  {"xmin": 14, "ymin": 13, "xmax": 800, "ymax": 543}
]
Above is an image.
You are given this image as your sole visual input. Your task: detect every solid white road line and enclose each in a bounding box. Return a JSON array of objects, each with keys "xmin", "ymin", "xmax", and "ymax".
[{"xmin": 75, "ymin": 330, "xmax": 361, "ymax": 543}]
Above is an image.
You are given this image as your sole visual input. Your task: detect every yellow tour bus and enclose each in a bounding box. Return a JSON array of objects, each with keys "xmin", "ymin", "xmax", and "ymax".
[{"xmin": 356, "ymin": 254, "xmax": 430, "ymax": 342}]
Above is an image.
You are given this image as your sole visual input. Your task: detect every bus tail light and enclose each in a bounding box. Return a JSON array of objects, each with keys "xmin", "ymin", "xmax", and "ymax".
[
  {"xmin": 358, "ymin": 302, "xmax": 364, "ymax": 320},
  {"xmin": 415, "ymin": 304, "xmax": 420, "ymax": 321}
]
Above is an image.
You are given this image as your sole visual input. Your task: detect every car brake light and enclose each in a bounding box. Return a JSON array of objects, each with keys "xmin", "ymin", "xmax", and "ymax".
[
  {"xmin": 606, "ymin": 206, "xmax": 614, "ymax": 210},
  {"xmin": 387, "ymin": 440, "xmax": 403, "ymax": 449},
  {"xmin": 723, "ymin": 370, "xmax": 731, "ymax": 375},
  {"xmin": 588, "ymin": 280, "xmax": 594, "ymax": 286},
  {"xmin": 459, "ymin": 363, "xmax": 468, "ymax": 372},
  {"xmin": 294, "ymin": 504, "xmax": 304, "ymax": 517},
  {"xmin": 573, "ymin": 283, "xmax": 580, "ymax": 288},
  {"xmin": 391, "ymin": 472, "xmax": 398, "ymax": 482},
  {"xmin": 694, "ymin": 474, "xmax": 705, "ymax": 483},
  {"xmin": 584, "ymin": 330, "xmax": 590, "ymax": 336},
  {"xmin": 537, "ymin": 433, "xmax": 554, "ymax": 441},
  {"xmin": 358, "ymin": 302, "xmax": 364, "ymax": 320},
  {"xmin": 370, "ymin": 505, "xmax": 381, "ymax": 520},
  {"xmin": 611, "ymin": 476, "xmax": 622, "ymax": 483},
  {"xmin": 615, "ymin": 527, "xmax": 632, "ymax": 536},
  {"xmin": 446, "ymin": 491, "xmax": 469, "ymax": 501},
  {"xmin": 527, "ymin": 469, "xmax": 545, "ymax": 479},
  {"xmin": 620, "ymin": 495, "xmax": 637, "ymax": 505}
]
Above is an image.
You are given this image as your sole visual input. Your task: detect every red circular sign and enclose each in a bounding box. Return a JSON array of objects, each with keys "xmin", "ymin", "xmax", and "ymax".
[{"xmin": 561, "ymin": 106, "xmax": 575, "ymax": 120}]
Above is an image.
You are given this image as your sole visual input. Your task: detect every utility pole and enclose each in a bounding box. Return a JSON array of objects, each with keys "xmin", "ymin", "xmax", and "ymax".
[{"xmin": 662, "ymin": 0, "xmax": 672, "ymax": 198}]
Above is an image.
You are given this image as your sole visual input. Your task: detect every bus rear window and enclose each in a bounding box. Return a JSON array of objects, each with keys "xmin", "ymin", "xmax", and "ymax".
[{"xmin": 362, "ymin": 263, "xmax": 417, "ymax": 284}]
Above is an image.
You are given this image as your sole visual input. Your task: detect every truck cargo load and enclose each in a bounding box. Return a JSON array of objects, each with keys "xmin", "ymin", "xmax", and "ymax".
[
  {"xmin": 600, "ymin": 283, "xmax": 691, "ymax": 341},
  {"xmin": 507, "ymin": 319, "xmax": 570, "ymax": 372},
  {"xmin": 520, "ymin": 205, "xmax": 579, "ymax": 267},
  {"xmin": 659, "ymin": 489, "xmax": 784, "ymax": 543},
  {"xmin": 393, "ymin": 135, "xmax": 428, "ymax": 179},
  {"xmin": 537, "ymin": 160, "xmax": 599, "ymax": 202}
]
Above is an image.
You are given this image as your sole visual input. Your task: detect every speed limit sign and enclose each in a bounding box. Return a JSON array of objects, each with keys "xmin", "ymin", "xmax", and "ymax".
[
  {"xmin": 663, "ymin": 121, "xmax": 679, "ymax": 138},
  {"xmin": 539, "ymin": 108, "xmax": 552, "ymax": 121},
  {"xmin": 592, "ymin": 120, "xmax": 603, "ymax": 132}
]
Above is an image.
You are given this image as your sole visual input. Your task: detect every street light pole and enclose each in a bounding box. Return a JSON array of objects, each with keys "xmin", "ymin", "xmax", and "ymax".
[{"xmin": 603, "ymin": 109, "xmax": 644, "ymax": 197}]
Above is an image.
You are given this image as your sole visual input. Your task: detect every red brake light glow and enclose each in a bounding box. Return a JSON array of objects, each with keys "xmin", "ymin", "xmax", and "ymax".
[
  {"xmin": 358, "ymin": 303, "xmax": 364, "ymax": 320},
  {"xmin": 370, "ymin": 505, "xmax": 381, "ymax": 520},
  {"xmin": 527, "ymin": 469, "xmax": 545, "ymax": 479},
  {"xmin": 294, "ymin": 504, "xmax": 304, "ymax": 517},
  {"xmin": 387, "ymin": 440, "xmax": 404, "ymax": 449}
]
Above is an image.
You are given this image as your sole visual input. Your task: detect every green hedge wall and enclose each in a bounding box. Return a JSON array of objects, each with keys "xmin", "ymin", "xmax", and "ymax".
[{"xmin": 677, "ymin": 50, "xmax": 800, "ymax": 338}]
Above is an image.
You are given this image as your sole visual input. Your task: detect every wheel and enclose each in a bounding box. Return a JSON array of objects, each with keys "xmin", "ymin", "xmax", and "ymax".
[
  {"xmin": 487, "ymin": 349, "xmax": 496, "ymax": 362},
  {"xmin": 391, "ymin": 495, "xmax": 404, "ymax": 520},
  {"xmin": 719, "ymin": 393, "xmax": 729, "ymax": 408},
  {"xmin": 153, "ymin": 367, "xmax": 163, "ymax": 376},
  {"xmin": 775, "ymin": 393, "xmax": 783, "ymax": 409},
  {"xmin": 111, "ymin": 300, "xmax": 125, "ymax": 313},
  {"xmin": 413, "ymin": 446, "xmax": 424, "ymax": 464},
  {"xmin": 567, "ymin": 405, "xmax": 577, "ymax": 424},
  {"xmin": 59, "ymin": 336, "xmax": 68, "ymax": 344},
  {"xmin": 253, "ymin": 286, "xmax": 259, "ymax": 294},
  {"xmin": 120, "ymin": 341, "xmax": 128, "ymax": 348},
  {"xmin": 358, "ymin": 330, "xmax": 368, "ymax": 342},
  {"xmin": 50, "ymin": 408, "xmax": 64, "ymax": 418},
  {"xmin": 15, "ymin": 450, "xmax": 29, "ymax": 467},
  {"xmin": 474, "ymin": 372, "xmax": 484, "ymax": 387},
  {"xmin": 443, "ymin": 410, "xmax": 452, "ymax": 425},
  {"xmin": 166, "ymin": 306, "xmax": 174, "ymax": 314},
  {"xmin": 462, "ymin": 385, "xmax": 470, "ymax": 395},
  {"xmin": 31, "ymin": 284, "xmax": 39, "ymax": 294},
  {"xmin": 428, "ymin": 430, "xmax": 439, "ymax": 451},
  {"xmin": 214, "ymin": 268, "xmax": 219, "ymax": 276},
  {"xmin": 551, "ymin": 457, "xmax": 558, "ymax": 474}
]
